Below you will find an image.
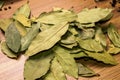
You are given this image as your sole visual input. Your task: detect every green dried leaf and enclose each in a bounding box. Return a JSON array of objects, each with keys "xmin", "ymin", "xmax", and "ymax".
[
  {"xmin": 0, "ymin": 18, "xmax": 13, "ymax": 31},
  {"xmin": 77, "ymin": 39, "xmax": 103, "ymax": 52},
  {"xmin": 37, "ymin": 9, "xmax": 77, "ymax": 24},
  {"xmin": 54, "ymin": 46, "xmax": 78, "ymax": 79},
  {"xmin": 24, "ymin": 50, "xmax": 54, "ymax": 80},
  {"xmin": 5, "ymin": 23, "xmax": 21, "ymax": 53},
  {"xmin": 78, "ymin": 63, "xmax": 97, "ymax": 77},
  {"xmin": 95, "ymin": 27, "xmax": 106, "ymax": 47},
  {"xmin": 107, "ymin": 23, "xmax": 120, "ymax": 48},
  {"xmin": 13, "ymin": 2, "xmax": 30, "ymax": 18},
  {"xmin": 44, "ymin": 57, "xmax": 66, "ymax": 80},
  {"xmin": 85, "ymin": 51, "xmax": 117, "ymax": 65},
  {"xmin": 1, "ymin": 41, "xmax": 17, "ymax": 58},
  {"xmin": 21, "ymin": 22, "xmax": 40, "ymax": 51},
  {"xmin": 25, "ymin": 22, "xmax": 69, "ymax": 56},
  {"xmin": 44, "ymin": 72, "xmax": 56, "ymax": 80},
  {"xmin": 77, "ymin": 8, "xmax": 112, "ymax": 23}
]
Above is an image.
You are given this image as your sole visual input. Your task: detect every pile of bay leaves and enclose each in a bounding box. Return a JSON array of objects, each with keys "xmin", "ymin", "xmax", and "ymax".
[{"xmin": 0, "ymin": 3, "xmax": 120, "ymax": 80}]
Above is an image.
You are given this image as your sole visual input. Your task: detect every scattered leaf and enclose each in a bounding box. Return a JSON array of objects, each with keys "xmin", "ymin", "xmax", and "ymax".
[
  {"xmin": 24, "ymin": 50, "xmax": 54, "ymax": 80},
  {"xmin": 25, "ymin": 22, "xmax": 69, "ymax": 56},
  {"xmin": 5, "ymin": 23, "xmax": 21, "ymax": 53}
]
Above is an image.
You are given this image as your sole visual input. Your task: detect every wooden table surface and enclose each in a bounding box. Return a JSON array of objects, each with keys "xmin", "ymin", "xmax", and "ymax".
[{"xmin": 0, "ymin": 0, "xmax": 120, "ymax": 80}]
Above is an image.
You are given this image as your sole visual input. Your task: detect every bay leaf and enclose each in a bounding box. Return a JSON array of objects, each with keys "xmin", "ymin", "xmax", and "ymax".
[
  {"xmin": 54, "ymin": 46, "xmax": 78, "ymax": 79},
  {"xmin": 84, "ymin": 51, "xmax": 117, "ymax": 65},
  {"xmin": 0, "ymin": 18, "xmax": 13, "ymax": 31},
  {"xmin": 13, "ymin": 2, "xmax": 30, "ymax": 18},
  {"xmin": 107, "ymin": 23, "xmax": 120, "ymax": 48},
  {"xmin": 44, "ymin": 57, "xmax": 66, "ymax": 80},
  {"xmin": 77, "ymin": 39, "xmax": 103, "ymax": 52},
  {"xmin": 13, "ymin": 14, "xmax": 31, "ymax": 27},
  {"xmin": 37, "ymin": 9, "xmax": 77, "ymax": 25},
  {"xmin": 21, "ymin": 22, "xmax": 40, "ymax": 51},
  {"xmin": 78, "ymin": 63, "xmax": 97, "ymax": 77},
  {"xmin": 95, "ymin": 27, "xmax": 106, "ymax": 47},
  {"xmin": 24, "ymin": 50, "xmax": 54, "ymax": 80},
  {"xmin": 1, "ymin": 41, "xmax": 17, "ymax": 58},
  {"xmin": 25, "ymin": 22, "xmax": 69, "ymax": 56},
  {"xmin": 5, "ymin": 23, "xmax": 21, "ymax": 53},
  {"xmin": 77, "ymin": 8, "xmax": 112, "ymax": 23}
]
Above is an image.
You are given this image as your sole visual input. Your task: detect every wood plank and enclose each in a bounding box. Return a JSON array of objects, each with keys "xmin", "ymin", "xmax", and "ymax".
[{"xmin": 0, "ymin": 0, "xmax": 120, "ymax": 80}]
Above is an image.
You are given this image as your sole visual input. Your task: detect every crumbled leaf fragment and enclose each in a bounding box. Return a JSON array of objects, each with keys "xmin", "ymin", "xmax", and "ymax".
[{"xmin": 5, "ymin": 23, "xmax": 21, "ymax": 53}]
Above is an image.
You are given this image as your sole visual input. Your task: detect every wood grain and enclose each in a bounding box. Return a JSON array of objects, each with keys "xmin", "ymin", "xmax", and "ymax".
[{"xmin": 0, "ymin": 0, "xmax": 120, "ymax": 80}]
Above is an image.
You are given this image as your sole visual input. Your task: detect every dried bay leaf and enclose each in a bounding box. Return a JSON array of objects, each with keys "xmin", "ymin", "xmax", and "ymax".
[
  {"xmin": 77, "ymin": 39, "xmax": 103, "ymax": 52},
  {"xmin": 78, "ymin": 63, "xmax": 97, "ymax": 77},
  {"xmin": 1, "ymin": 41, "xmax": 17, "ymax": 58},
  {"xmin": 25, "ymin": 22, "xmax": 69, "ymax": 56},
  {"xmin": 24, "ymin": 50, "xmax": 54, "ymax": 80},
  {"xmin": 54, "ymin": 46, "xmax": 78, "ymax": 79},
  {"xmin": 0, "ymin": 18, "xmax": 13, "ymax": 31},
  {"xmin": 44, "ymin": 57, "xmax": 66, "ymax": 80},
  {"xmin": 107, "ymin": 23, "xmax": 120, "ymax": 48},
  {"xmin": 13, "ymin": 2, "xmax": 30, "ymax": 18},
  {"xmin": 21, "ymin": 22, "xmax": 40, "ymax": 51},
  {"xmin": 84, "ymin": 51, "xmax": 117, "ymax": 65},
  {"xmin": 5, "ymin": 23, "xmax": 21, "ymax": 53},
  {"xmin": 77, "ymin": 8, "xmax": 112, "ymax": 23},
  {"xmin": 37, "ymin": 9, "xmax": 77, "ymax": 25}
]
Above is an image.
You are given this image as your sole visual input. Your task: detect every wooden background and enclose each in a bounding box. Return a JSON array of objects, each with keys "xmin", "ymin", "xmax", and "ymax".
[{"xmin": 0, "ymin": 0, "xmax": 120, "ymax": 80}]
